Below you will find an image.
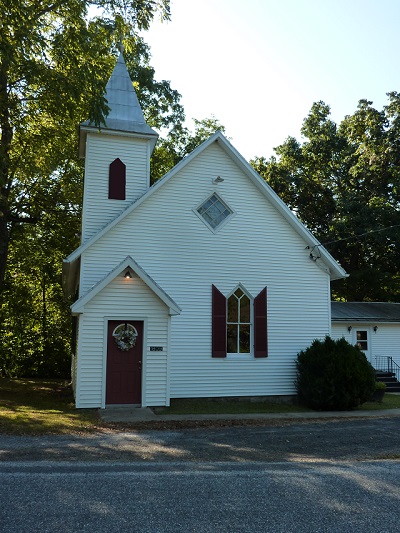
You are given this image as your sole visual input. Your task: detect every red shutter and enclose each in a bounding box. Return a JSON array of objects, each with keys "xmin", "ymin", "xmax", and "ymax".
[
  {"xmin": 212, "ymin": 284, "xmax": 227, "ymax": 358},
  {"xmin": 109, "ymin": 158, "xmax": 126, "ymax": 200},
  {"xmin": 254, "ymin": 287, "xmax": 268, "ymax": 358}
]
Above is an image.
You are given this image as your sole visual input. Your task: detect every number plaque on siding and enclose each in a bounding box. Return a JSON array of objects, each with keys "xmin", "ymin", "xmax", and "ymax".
[{"xmin": 150, "ymin": 346, "xmax": 163, "ymax": 352}]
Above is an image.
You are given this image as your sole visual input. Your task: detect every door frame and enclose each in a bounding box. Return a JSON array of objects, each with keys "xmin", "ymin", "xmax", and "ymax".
[
  {"xmin": 102, "ymin": 316, "xmax": 148, "ymax": 408},
  {"xmin": 353, "ymin": 326, "xmax": 372, "ymax": 364}
]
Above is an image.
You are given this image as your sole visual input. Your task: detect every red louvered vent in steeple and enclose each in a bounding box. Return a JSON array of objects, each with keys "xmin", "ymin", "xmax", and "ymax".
[{"xmin": 109, "ymin": 158, "xmax": 126, "ymax": 200}]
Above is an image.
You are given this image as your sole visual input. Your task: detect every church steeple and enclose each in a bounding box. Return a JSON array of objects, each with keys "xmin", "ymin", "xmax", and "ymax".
[
  {"xmin": 79, "ymin": 52, "xmax": 158, "ymax": 157},
  {"xmin": 79, "ymin": 53, "xmax": 158, "ymax": 243}
]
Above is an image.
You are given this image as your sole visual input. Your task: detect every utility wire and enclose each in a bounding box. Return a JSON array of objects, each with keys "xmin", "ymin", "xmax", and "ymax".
[{"xmin": 308, "ymin": 223, "xmax": 400, "ymax": 252}]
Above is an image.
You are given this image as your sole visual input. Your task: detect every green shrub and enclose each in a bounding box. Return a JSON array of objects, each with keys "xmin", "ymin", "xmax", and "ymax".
[{"xmin": 296, "ymin": 336, "xmax": 376, "ymax": 410}]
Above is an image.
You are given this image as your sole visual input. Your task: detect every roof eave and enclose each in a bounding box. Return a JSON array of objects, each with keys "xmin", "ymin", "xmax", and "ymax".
[
  {"xmin": 213, "ymin": 135, "xmax": 348, "ymax": 281},
  {"xmin": 332, "ymin": 318, "xmax": 400, "ymax": 324},
  {"xmin": 71, "ymin": 256, "xmax": 181, "ymax": 316},
  {"xmin": 78, "ymin": 124, "xmax": 158, "ymax": 159},
  {"xmin": 62, "ymin": 257, "xmax": 80, "ymax": 298}
]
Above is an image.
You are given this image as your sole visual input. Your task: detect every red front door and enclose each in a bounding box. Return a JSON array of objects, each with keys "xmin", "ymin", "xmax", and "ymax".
[{"xmin": 106, "ymin": 320, "xmax": 143, "ymax": 405}]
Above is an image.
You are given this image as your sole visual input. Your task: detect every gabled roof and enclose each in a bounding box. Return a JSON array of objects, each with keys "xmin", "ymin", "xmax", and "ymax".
[
  {"xmin": 66, "ymin": 131, "xmax": 347, "ymax": 282},
  {"xmin": 331, "ymin": 302, "xmax": 400, "ymax": 322},
  {"xmin": 79, "ymin": 53, "xmax": 158, "ymax": 157},
  {"xmin": 71, "ymin": 256, "xmax": 181, "ymax": 316}
]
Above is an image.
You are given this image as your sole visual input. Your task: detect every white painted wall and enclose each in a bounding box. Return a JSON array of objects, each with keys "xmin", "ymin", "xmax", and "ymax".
[
  {"xmin": 75, "ymin": 272, "xmax": 170, "ymax": 408},
  {"xmin": 331, "ymin": 323, "xmax": 400, "ymax": 369},
  {"xmin": 78, "ymin": 141, "xmax": 332, "ymax": 404},
  {"xmin": 81, "ymin": 132, "xmax": 150, "ymax": 243}
]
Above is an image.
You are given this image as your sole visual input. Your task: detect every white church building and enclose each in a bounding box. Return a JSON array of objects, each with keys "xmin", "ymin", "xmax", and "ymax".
[{"xmin": 63, "ymin": 53, "xmax": 348, "ymax": 408}]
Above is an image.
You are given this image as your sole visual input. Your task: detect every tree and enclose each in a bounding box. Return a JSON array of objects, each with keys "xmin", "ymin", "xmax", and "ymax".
[
  {"xmin": 252, "ymin": 98, "xmax": 400, "ymax": 301},
  {"xmin": 0, "ymin": 0, "xmax": 172, "ymax": 303},
  {"xmin": 0, "ymin": 1, "xmax": 191, "ymax": 376},
  {"xmin": 151, "ymin": 116, "xmax": 227, "ymax": 182},
  {"xmin": 0, "ymin": 1, "xmax": 227, "ymax": 377},
  {"xmin": 331, "ymin": 97, "xmax": 400, "ymax": 300}
]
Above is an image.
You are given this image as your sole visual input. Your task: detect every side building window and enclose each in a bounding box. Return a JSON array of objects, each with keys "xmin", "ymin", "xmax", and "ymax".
[
  {"xmin": 212, "ymin": 285, "xmax": 268, "ymax": 358},
  {"xmin": 356, "ymin": 330, "xmax": 368, "ymax": 351},
  {"xmin": 109, "ymin": 158, "xmax": 126, "ymax": 200}
]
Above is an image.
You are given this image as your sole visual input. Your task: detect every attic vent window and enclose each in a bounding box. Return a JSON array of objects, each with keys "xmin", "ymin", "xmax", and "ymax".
[{"xmin": 197, "ymin": 193, "xmax": 233, "ymax": 231}]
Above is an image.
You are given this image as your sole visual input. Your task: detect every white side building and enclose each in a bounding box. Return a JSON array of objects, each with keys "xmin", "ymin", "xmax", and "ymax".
[{"xmin": 331, "ymin": 302, "xmax": 400, "ymax": 374}]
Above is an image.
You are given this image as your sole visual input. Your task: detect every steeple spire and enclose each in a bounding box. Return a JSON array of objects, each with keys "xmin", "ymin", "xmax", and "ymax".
[{"xmin": 79, "ymin": 52, "xmax": 158, "ymax": 157}]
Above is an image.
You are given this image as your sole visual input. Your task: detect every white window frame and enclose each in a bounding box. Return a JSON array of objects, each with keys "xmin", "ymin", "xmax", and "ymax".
[
  {"xmin": 226, "ymin": 284, "xmax": 253, "ymax": 356},
  {"xmin": 194, "ymin": 192, "xmax": 235, "ymax": 233},
  {"xmin": 354, "ymin": 327, "xmax": 372, "ymax": 363}
]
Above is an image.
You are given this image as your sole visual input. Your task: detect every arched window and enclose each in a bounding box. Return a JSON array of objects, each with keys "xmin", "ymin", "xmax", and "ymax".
[
  {"xmin": 227, "ymin": 286, "xmax": 251, "ymax": 353},
  {"xmin": 211, "ymin": 285, "xmax": 268, "ymax": 358},
  {"xmin": 109, "ymin": 158, "xmax": 126, "ymax": 200}
]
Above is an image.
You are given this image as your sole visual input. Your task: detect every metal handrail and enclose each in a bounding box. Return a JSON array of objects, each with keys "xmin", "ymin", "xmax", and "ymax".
[{"xmin": 374, "ymin": 356, "xmax": 400, "ymax": 383}]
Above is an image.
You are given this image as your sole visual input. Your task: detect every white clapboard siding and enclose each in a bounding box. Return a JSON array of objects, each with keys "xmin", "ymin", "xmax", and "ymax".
[
  {"xmin": 75, "ymin": 274, "xmax": 170, "ymax": 408},
  {"xmin": 81, "ymin": 133, "xmax": 150, "ymax": 243},
  {"xmin": 330, "ymin": 325, "xmax": 353, "ymax": 345},
  {"xmin": 79, "ymin": 141, "xmax": 332, "ymax": 402},
  {"xmin": 332, "ymin": 323, "xmax": 400, "ymax": 368}
]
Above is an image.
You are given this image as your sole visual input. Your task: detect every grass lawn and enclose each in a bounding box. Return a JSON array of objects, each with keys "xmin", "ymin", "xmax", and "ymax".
[
  {"xmin": 155, "ymin": 393, "xmax": 400, "ymax": 415},
  {"xmin": 357, "ymin": 393, "xmax": 400, "ymax": 411},
  {"xmin": 1, "ymin": 378, "xmax": 400, "ymax": 435},
  {"xmin": 0, "ymin": 378, "xmax": 99, "ymax": 435},
  {"xmin": 154, "ymin": 399, "xmax": 310, "ymax": 415}
]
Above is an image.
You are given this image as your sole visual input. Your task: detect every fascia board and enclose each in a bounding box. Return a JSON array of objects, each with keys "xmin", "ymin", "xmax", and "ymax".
[
  {"xmin": 79, "ymin": 126, "xmax": 158, "ymax": 159},
  {"xmin": 214, "ymin": 135, "xmax": 348, "ymax": 281},
  {"xmin": 127, "ymin": 256, "xmax": 182, "ymax": 315},
  {"xmin": 71, "ymin": 256, "xmax": 181, "ymax": 316},
  {"xmin": 332, "ymin": 320, "xmax": 400, "ymax": 325},
  {"xmin": 80, "ymin": 125, "xmax": 158, "ymax": 141}
]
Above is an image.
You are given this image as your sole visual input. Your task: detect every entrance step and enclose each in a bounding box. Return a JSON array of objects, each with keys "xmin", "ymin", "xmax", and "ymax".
[
  {"xmin": 100, "ymin": 407, "xmax": 157, "ymax": 422},
  {"xmin": 375, "ymin": 371, "xmax": 400, "ymax": 393}
]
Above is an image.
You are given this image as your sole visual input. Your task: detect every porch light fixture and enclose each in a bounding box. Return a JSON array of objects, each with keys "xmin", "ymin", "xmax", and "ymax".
[
  {"xmin": 124, "ymin": 270, "xmax": 132, "ymax": 279},
  {"xmin": 347, "ymin": 326, "xmax": 352, "ymax": 332},
  {"xmin": 374, "ymin": 326, "xmax": 378, "ymax": 332}
]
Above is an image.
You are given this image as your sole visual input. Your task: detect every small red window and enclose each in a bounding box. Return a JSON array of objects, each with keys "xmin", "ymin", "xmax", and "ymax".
[{"xmin": 109, "ymin": 158, "xmax": 126, "ymax": 200}]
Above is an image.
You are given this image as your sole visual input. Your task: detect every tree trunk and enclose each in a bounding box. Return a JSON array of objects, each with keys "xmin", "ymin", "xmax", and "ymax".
[
  {"xmin": 0, "ymin": 61, "xmax": 12, "ymax": 303},
  {"xmin": 0, "ymin": 217, "xmax": 9, "ymax": 304}
]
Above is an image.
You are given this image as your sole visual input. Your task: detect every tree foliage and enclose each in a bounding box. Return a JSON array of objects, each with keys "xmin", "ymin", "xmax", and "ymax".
[
  {"xmin": 151, "ymin": 116, "xmax": 227, "ymax": 182},
  {"xmin": 0, "ymin": 1, "xmax": 228, "ymax": 377},
  {"xmin": 252, "ymin": 97, "xmax": 400, "ymax": 301},
  {"xmin": 0, "ymin": 0, "xmax": 179, "ymax": 376},
  {"xmin": 0, "ymin": 0, "xmax": 173, "ymax": 297}
]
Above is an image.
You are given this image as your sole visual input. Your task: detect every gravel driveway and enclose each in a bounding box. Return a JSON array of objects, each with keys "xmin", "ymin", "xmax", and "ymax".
[{"xmin": 0, "ymin": 416, "xmax": 399, "ymax": 463}]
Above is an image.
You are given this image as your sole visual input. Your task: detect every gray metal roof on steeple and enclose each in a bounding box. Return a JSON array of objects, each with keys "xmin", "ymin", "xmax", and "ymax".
[{"xmin": 79, "ymin": 52, "xmax": 158, "ymax": 156}]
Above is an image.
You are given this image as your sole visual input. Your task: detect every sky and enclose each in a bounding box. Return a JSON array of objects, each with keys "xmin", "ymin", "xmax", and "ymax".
[{"xmin": 142, "ymin": 0, "xmax": 400, "ymax": 160}]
